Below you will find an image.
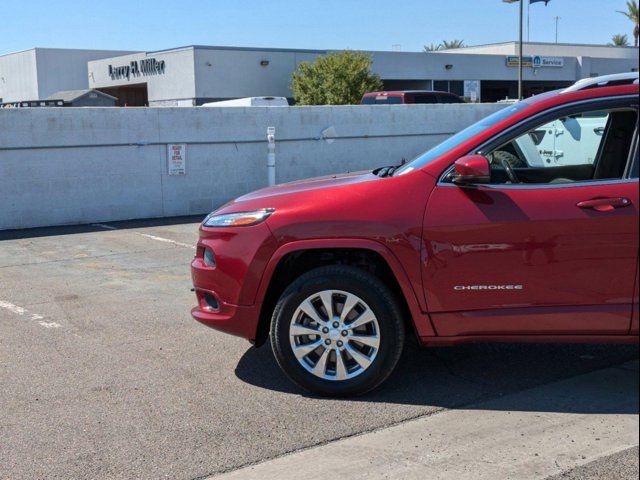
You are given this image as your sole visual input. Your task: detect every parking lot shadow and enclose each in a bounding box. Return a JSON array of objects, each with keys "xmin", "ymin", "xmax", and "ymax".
[
  {"xmin": 0, "ymin": 215, "xmax": 206, "ymax": 240},
  {"xmin": 235, "ymin": 341, "xmax": 639, "ymax": 415}
]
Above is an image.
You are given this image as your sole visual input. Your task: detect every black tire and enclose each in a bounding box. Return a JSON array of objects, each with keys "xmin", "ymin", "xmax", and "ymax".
[{"xmin": 270, "ymin": 265, "xmax": 405, "ymax": 397}]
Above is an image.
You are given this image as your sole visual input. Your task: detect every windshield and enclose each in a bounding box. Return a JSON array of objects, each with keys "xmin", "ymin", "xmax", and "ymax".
[{"xmin": 393, "ymin": 102, "xmax": 528, "ymax": 176}]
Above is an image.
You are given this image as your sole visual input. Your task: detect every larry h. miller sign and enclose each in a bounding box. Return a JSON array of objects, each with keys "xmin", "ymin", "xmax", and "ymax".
[{"xmin": 108, "ymin": 58, "xmax": 166, "ymax": 80}]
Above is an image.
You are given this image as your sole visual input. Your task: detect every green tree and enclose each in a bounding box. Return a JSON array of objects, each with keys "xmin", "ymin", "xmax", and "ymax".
[
  {"xmin": 291, "ymin": 51, "xmax": 383, "ymax": 105},
  {"xmin": 618, "ymin": 0, "xmax": 639, "ymax": 47},
  {"xmin": 424, "ymin": 40, "xmax": 466, "ymax": 52},
  {"xmin": 424, "ymin": 43, "xmax": 443, "ymax": 52},
  {"xmin": 610, "ymin": 33, "xmax": 630, "ymax": 46},
  {"xmin": 441, "ymin": 39, "xmax": 466, "ymax": 49}
]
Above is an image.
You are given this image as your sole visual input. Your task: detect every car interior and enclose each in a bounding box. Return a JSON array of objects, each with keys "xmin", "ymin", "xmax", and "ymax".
[{"xmin": 485, "ymin": 108, "xmax": 638, "ymax": 185}]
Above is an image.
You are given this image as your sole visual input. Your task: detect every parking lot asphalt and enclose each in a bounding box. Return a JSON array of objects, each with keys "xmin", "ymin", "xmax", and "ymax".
[{"xmin": 1, "ymin": 218, "xmax": 638, "ymax": 480}]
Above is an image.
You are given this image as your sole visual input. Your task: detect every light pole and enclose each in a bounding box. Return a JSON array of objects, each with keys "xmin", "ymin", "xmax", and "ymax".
[{"xmin": 554, "ymin": 16, "xmax": 561, "ymax": 43}]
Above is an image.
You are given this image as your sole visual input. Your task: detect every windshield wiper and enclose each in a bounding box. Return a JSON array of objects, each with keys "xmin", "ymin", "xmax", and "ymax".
[{"xmin": 374, "ymin": 159, "xmax": 406, "ymax": 178}]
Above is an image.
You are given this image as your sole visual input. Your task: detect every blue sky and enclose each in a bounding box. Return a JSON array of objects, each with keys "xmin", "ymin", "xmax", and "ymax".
[{"xmin": 1, "ymin": 1, "xmax": 636, "ymax": 55}]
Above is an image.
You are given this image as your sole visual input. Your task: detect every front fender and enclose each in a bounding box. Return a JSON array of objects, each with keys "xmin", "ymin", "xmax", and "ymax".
[{"xmin": 253, "ymin": 238, "xmax": 436, "ymax": 337}]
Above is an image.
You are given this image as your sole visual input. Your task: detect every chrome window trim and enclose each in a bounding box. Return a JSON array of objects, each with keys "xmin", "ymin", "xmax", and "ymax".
[
  {"xmin": 623, "ymin": 120, "xmax": 639, "ymax": 179},
  {"xmin": 436, "ymin": 177, "xmax": 638, "ymax": 190},
  {"xmin": 437, "ymin": 94, "xmax": 639, "ymax": 187}
]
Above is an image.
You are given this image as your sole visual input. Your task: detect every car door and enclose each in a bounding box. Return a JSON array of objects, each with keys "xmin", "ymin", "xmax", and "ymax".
[{"xmin": 422, "ymin": 98, "xmax": 639, "ymax": 336}]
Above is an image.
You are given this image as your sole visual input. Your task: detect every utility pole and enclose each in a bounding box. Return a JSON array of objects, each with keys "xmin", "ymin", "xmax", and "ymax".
[
  {"xmin": 527, "ymin": 0, "xmax": 531, "ymax": 42},
  {"xmin": 554, "ymin": 16, "xmax": 560, "ymax": 43},
  {"xmin": 503, "ymin": 0, "xmax": 525, "ymax": 100}
]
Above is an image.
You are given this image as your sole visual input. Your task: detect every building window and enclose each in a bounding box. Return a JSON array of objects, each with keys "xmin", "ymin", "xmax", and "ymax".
[
  {"xmin": 433, "ymin": 80, "xmax": 448, "ymax": 92},
  {"xmin": 432, "ymin": 80, "xmax": 464, "ymax": 96}
]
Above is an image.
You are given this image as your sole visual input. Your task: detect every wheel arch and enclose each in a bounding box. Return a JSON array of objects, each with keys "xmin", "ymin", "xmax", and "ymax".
[{"xmin": 253, "ymin": 239, "xmax": 434, "ymax": 347}]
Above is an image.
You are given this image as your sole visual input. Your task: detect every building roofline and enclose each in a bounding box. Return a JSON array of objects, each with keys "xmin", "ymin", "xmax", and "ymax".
[
  {"xmin": 0, "ymin": 47, "xmax": 36, "ymax": 58},
  {"xmin": 147, "ymin": 44, "xmax": 330, "ymax": 55},
  {"xmin": 4, "ymin": 41, "xmax": 637, "ymax": 61},
  {"xmin": 438, "ymin": 40, "xmax": 639, "ymax": 51},
  {"xmin": 45, "ymin": 88, "xmax": 119, "ymax": 102},
  {"xmin": 1, "ymin": 47, "xmax": 140, "ymax": 58}
]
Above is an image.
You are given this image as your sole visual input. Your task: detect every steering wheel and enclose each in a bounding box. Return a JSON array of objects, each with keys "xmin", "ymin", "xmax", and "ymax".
[{"xmin": 500, "ymin": 157, "xmax": 520, "ymax": 184}]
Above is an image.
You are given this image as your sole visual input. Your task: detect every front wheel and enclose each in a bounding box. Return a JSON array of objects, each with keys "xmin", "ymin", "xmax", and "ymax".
[{"xmin": 270, "ymin": 265, "xmax": 405, "ymax": 397}]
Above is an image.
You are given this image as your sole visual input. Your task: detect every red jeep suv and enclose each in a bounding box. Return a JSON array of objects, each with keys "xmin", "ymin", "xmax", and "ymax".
[{"xmin": 192, "ymin": 73, "xmax": 639, "ymax": 396}]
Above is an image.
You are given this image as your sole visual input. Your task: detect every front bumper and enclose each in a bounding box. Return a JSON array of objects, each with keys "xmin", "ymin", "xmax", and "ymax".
[
  {"xmin": 191, "ymin": 289, "xmax": 261, "ymax": 341},
  {"xmin": 190, "ymin": 222, "xmax": 276, "ymax": 341}
]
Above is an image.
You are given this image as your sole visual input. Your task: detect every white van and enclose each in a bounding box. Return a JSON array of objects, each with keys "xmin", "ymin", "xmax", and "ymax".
[
  {"xmin": 201, "ymin": 96, "xmax": 289, "ymax": 107},
  {"xmin": 512, "ymin": 111, "xmax": 609, "ymax": 168}
]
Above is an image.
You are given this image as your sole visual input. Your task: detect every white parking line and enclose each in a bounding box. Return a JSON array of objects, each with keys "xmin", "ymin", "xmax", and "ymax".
[
  {"xmin": 0, "ymin": 300, "xmax": 60, "ymax": 329},
  {"xmin": 91, "ymin": 223, "xmax": 118, "ymax": 230},
  {"xmin": 135, "ymin": 233, "xmax": 195, "ymax": 250},
  {"xmin": 92, "ymin": 223, "xmax": 195, "ymax": 249}
]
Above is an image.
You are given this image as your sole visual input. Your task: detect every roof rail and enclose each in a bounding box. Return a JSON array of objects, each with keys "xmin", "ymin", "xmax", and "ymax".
[{"xmin": 562, "ymin": 72, "xmax": 639, "ymax": 93}]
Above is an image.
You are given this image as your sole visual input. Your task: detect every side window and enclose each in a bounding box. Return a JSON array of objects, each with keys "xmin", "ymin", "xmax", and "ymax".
[
  {"xmin": 413, "ymin": 95, "xmax": 438, "ymax": 104},
  {"xmin": 442, "ymin": 95, "xmax": 464, "ymax": 104},
  {"xmin": 486, "ymin": 108, "xmax": 638, "ymax": 185}
]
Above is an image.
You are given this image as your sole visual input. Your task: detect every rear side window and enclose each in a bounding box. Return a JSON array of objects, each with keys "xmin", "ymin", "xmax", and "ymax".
[
  {"xmin": 412, "ymin": 94, "xmax": 438, "ymax": 104},
  {"xmin": 438, "ymin": 94, "xmax": 463, "ymax": 104}
]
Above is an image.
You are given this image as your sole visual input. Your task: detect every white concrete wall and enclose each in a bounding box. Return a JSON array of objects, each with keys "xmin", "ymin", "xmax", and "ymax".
[
  {"xmin": 586, "ymin": 56, "xmax": 640, "ymax": 77},
  {"xmin": 0, "ymin": 49, "xmax": 39, "ymax": 102},
  {"xmin": 0, "ymin": 48, "xmax": 136, "ymax": 103},
  {"xmin": 371, "ymin": 51, "xmax": 580, "ymax": 82},
  {"xmin": 194, "ymin": 48, "xmax": 320, "ymax": 101},
  {"xmin": 0, "ymin": 104, "xmax": 504, "ymax": 230},
  {"xmin": 36, "ymin": 48, "xmax": 136, "ymax": 100}
]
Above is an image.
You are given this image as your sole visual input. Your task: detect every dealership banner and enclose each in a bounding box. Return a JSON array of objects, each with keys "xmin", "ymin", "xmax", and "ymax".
[{"xmin": 506, "ymin": 55, "xmax": 563, "ymax": 68}]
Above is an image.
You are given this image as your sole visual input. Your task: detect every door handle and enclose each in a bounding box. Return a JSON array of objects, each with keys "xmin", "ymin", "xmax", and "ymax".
[
  {"xmin": 593, "ymin": 127, "xmax": 605, "ymax": 135},
  {"xmin": 577, "ymin": 197, "xmax": 632, "ymax": 212}
]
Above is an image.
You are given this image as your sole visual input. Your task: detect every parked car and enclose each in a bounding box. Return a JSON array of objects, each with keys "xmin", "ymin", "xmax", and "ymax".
[
  {"xmin": 201, "ymin": 96, "xmax": 289, "ymax": 107},
  {"xmin": 361, "ymin": 90, "xmax": 464, "ymax": 105},
  {"xmin": 191, "ymin": 73, "xmax": 639, "ymax": 397}
]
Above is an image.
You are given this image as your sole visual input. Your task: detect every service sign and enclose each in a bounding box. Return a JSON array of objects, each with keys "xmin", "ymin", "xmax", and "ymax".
[
  {"xmin": 532, "ymin": 55, "xmax": 564, "ymax": 68},
  {"xmin": 506, "ymin": 55, "xmax": 564, "ymax": 68},
  {"xmin": 167, "ymin": 144, "xmax": 186, "ymax": 175}
]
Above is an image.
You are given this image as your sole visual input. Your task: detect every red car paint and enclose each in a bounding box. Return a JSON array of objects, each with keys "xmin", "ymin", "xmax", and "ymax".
[{"xmin": 192, "ymin": 83, "xmax": 639, "ymax": 346}]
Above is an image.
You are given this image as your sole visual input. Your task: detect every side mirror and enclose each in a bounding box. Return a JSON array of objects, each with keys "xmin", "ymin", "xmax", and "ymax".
[{"xmin": 451, "ymin": 155, "xmax": 490, "ymax": 185}]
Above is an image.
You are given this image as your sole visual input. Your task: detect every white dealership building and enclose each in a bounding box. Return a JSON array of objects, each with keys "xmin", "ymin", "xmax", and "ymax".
[{"xmin": 1, "ymin": 42, "xmax": 637, "ymax": 106}]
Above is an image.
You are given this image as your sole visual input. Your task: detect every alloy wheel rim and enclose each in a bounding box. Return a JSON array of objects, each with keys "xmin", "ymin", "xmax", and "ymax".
[{"xmin": 288, "ymin": 290, "xmax": 380, "ymax": 381}]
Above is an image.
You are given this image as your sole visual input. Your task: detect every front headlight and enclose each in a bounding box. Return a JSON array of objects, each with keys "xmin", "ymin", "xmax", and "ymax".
[{"xmin": 203, "ymin": 208, "xmax": 274, "ymax": 227}]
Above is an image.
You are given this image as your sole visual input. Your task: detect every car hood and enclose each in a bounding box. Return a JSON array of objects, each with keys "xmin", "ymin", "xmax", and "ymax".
[{"xmin": 222, "ymin": 170, "xmax": 379, "ymax": 210}]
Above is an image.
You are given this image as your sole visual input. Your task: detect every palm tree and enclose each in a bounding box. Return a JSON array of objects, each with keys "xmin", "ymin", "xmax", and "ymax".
[
  {"xmin": 618, "ymin": 0, "xmax": 639, "ymax": 47},
  {"xmin": 610, "ymin": 33, "xmax": 630, "ymax": 46},
  {"xmin": 441, "ymin": 39, "xmax": 466, "ymax": 50},
  {"xmin": 423, "ymin": 43, "xmax": 442, "ymax": 52}
]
